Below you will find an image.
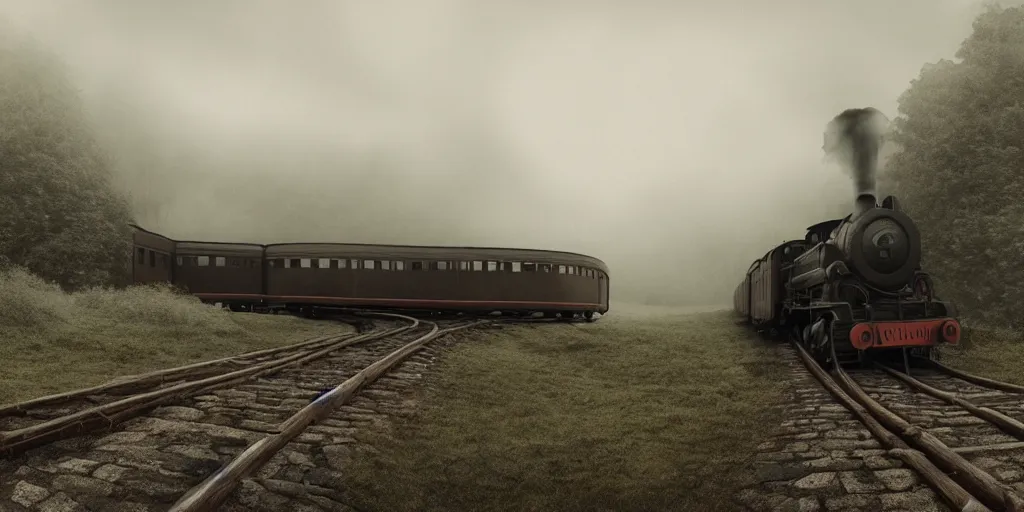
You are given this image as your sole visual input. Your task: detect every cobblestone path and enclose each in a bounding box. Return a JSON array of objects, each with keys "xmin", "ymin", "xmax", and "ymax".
[
  {"xmin": 734, "ymin": 347, "xmax": 950, "ymax": 512},
  {"xmin": 0, "ymin": 326, "xmax": 469, "ymax": 512}
]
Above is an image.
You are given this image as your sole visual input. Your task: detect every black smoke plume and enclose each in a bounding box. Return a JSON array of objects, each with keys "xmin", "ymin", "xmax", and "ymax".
[{"xmin": 822, "ymin": 107, "xmax": 890, "ymax": 215}]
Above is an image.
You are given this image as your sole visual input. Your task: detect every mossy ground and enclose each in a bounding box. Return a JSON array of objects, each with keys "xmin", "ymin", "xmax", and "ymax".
[{"xmin": 342, "ymin": 303, "xmax": 788, "ymax": 512}]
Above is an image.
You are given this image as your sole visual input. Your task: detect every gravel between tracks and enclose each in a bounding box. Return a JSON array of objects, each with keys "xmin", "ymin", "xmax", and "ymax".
[{"xmin": 0, "ymin": 321, "xmax": 470, "ymax": 512}]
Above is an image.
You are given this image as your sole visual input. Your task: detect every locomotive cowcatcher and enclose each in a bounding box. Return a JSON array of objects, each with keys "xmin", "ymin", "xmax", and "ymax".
[{"xmin": 732, "ymin": 108, "xmax": 961, "ymax": 366}]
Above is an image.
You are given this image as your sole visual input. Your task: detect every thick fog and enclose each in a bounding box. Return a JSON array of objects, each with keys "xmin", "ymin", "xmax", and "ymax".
[{"xmin": 0, "ymin": 0, "xmax": 993, "ymax": 304}]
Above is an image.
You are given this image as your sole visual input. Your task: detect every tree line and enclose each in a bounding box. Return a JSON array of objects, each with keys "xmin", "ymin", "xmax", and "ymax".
[
  {"xmin": 0, "ymin": 31, "xmax": 132, "ymax": 290},
  {"xmin": 887, "ymin": 4, "xmax": 1024, "ymax": 327}
]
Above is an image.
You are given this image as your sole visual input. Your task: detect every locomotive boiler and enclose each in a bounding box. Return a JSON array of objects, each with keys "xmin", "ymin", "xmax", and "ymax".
[{"xmin": 733, "ymin": 107, "xmax": 960, "ymax": 365}]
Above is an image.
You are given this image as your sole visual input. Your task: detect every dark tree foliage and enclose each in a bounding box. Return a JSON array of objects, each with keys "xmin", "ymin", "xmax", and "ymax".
[
  {"xmin": 0, "ymin": 31, "xmax": 133, "ymax": 289},
  {"xmin": 888, "ymin": 5, "xmax": 1024, "ymax": 326}
]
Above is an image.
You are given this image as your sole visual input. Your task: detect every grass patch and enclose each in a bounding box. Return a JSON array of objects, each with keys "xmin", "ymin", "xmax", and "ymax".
[
  {"xmin": 0, "ymin": 267, "xmax": 350, "ymax": 403},
  {"xmin": 939, "ymin": 323, "xmax": 1024, "ymax": 385},
  {"xmin": 343, "ymin": 303, "xmax": 788, "ymax": 512}
]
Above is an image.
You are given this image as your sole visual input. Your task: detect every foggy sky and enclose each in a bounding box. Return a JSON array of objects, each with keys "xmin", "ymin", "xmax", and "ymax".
[{"xmin": 0, "ymin": 0, "xmax": 997, "ymax": 304}]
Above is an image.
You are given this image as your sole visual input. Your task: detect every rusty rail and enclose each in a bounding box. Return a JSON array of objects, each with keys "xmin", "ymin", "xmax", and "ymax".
[
  {"xmin": 0, "ymin": 323, "xmax": 416, "ymax": 456},
  {"xmin": 874, "ymin": 363, "xmax": 1024, "ymax": 440},
  {"xmin": 169, "ymin": 315, "xmax": 485, "ymax": 512},
  {"xmin": 791, "ymin": 342, "xmax": 988, "ymax": 512},
  {"xmin": 917, "ymin": 358, "xmax": 1024, "ymax": 394},
  {"xmin": 0, "ymin": 331, "xmax": 359, "ymax": 417},
  {"xmin": 822, "ymin": 352, "xmax": 1024, "ymax": 511}
]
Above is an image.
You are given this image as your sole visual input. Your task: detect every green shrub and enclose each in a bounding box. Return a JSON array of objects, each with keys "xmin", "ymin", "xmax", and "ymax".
[
  {"xmin": 0, "ymin": 266, "xmax": 240, "ymax": 334},
  {"xmin": 72, "ymin": 283, "xmax": 243, "ymax": 334},
  {"xmin": 0, "ymin": 266, "xmax": 73, "ymax": 329}
]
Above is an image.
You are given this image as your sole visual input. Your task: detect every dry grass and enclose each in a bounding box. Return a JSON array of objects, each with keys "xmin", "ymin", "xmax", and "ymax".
[
  {"xmin": 0, "ymin": 267, "xmax": 350, "ymax": 403},
  {"xmin": 343, "ymin": 303, "xmax": 788, "ymax": 512},
  {"xmin": 939, "ymin": 324, "xmax": 1024, "ymax": 385}
]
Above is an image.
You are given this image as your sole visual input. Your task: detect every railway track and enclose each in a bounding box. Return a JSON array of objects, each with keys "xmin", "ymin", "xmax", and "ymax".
[
  {"xmin": 737, "ymin": 341, "xmax": 1024, "ymax": 512},
  {"xmin": 0, "ymin": 313, "xmax": 484, "ymax": 511},
  {"xmin": 845, "ymin": 360, "xmax": 1024, "ymax": 507}
]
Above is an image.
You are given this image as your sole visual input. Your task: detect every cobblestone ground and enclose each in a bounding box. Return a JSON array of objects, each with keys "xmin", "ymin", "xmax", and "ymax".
[
  {"xmin": 854, "ymin": 369, "xmax": 1024, "ymax": 495},
  {"xmin": 734, "ymin": 346, "xmax": 949, "ymax": 512},
  {"xmin": 0, "ymin": 326, "xmax": 471, "ymax": 512}
]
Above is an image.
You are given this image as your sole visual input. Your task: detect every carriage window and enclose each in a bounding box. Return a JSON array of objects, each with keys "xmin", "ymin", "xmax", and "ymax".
[
  {"xmin": 350, "ymin": 259, "xmax": 360, "ymax": 269},
  {"xmin": 176, "ymin": 256, "xmax": 184, "ymax": 266},
  {"xmin": 539, "ymin": 264, "xmax": 551, "ymax": 273},
  {"xmin": 298, "ymin": 258, "xmax": 310, "ymax": 268},
  {"xmin": 336, "ymin": 259, "xmax": 346, "ymax": 269},
  {"xmin": 411, "ymin": 261, "xmax": 423, "ymax": 271},
  {"xmin": 499, "ymin": 262, "xmax": 507, "ymax": 271},
  {"xmin": 198, "ymin": 256, "xmax": 210, "ymax": 267},
  {"xmin": 472, "ymin": 261, "xmax": 483, "ymax": 271},
  {"xmin": 395, "ymin": 261, "xmax": 405, "ymax": 271},
  {"xmin": 269, "ymin": 259, "xmax": 277, "ymax": 268},
  {"xmin": 558, "ymin": 265, "xmax": 566, "ymax": 274},
  {"xmin": 136, "ymin": 248, "xmax": 145, "ymax": 264},
  {"xmin": 215, "ymin": 257, "xmax": 226, "ymax": 267},
  {"xmin": 523, "ymin": 262, "xmax": 536, "ymax": 272},
  {"xmin": 318, "ymin": 258, "xmax": 330, "ymax": 268},
  {"xmin": 458, "ymin": 261, "xmax": 468, "ymax": 271},
  {"xmin": 486, "ymin": 261, "xmax": 497, "ymax": 271},
  {"xmin": 381, "ymin": 260, "xmax": 391, "ymax": 270},
  {"xmin": 363, "ymin": 260, "xmax": 375, "ymax": 270},
  {"xmin": 512, "ymin": 262, "xmax": 522, "ymax": 272},
  {"xmin": 429, "ymin": 261, "xmax": 439, "ymax": 271},
  {"xmin": 438, "ymin": 261, "xmax": 449, "ymax": 271}
]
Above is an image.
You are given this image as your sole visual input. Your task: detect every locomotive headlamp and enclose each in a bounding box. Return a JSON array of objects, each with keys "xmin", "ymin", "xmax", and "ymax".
[{"xmin": 915, "ymin": 278, "xmax": 929, "ymax": 297}]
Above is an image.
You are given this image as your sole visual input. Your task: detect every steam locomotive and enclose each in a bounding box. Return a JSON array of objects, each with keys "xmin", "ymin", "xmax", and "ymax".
[{"xmin": 732, "ymin": 108, "xmax": 961, "ymax": 365}]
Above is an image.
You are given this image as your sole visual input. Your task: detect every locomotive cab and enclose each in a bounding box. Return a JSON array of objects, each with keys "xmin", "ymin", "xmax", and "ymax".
[{"xmin": 804, "ymin": 219, "xmax": 843, "ymax": 246}]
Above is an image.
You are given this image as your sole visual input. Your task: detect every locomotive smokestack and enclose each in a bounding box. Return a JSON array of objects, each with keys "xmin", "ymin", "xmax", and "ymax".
[{"xmin": 823, "ymin": 107, "xmax": 890, "ymax": 217}]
